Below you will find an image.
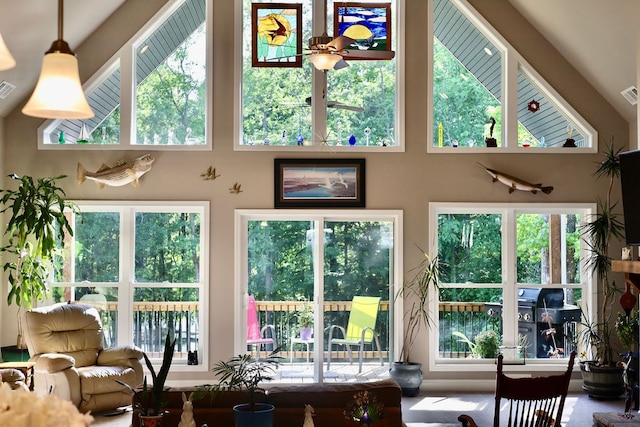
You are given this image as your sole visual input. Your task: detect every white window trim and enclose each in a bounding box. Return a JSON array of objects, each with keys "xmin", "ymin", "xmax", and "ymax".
[
  {"xmin": 53, "ymin": 200, "xmax": 210, "ymax": 372},
  {"xmin": 37, "ymin": 0, "xmax": 213, "ymax": 151},
  {"xmin": 233, "ymin": 0, "xmax": 406, "ymax": 152},
  {"xmin": 427, "ymin": 202, "xmax": 595, "ymax": 372},
  {"xmin": 426, "ymin": 0, "xmax": 597, "ymax": 154}
]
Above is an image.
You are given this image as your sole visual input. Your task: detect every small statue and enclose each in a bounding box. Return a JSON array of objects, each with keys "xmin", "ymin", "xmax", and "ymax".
[
  {"xmin": 303, "ymin": 404, "xmax": 315, "ymax": 427},
  {"xmin": 178, "ymin": 392, "xmax": 196, "ymax": 427}
]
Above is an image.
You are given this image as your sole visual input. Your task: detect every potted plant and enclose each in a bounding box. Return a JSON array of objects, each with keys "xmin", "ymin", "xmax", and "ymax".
[
  {"xmin": 390, "ymin": 248, "xmax": 441, "ymax": 397},
  {"xmin": 197, "ymin": 351, "xmax": 281, "ymax": 427},
  {"xmin": 452, "ymin": 330, "xmax": 502, "ymax": 358},
  {"xmin": 578, "ymin": 142, "xmax": 627, "ymax": 398},
  {"xmin": 296, "ymin": 301, "xmax": 314, "ymax": 340},
  {"xmin": 119, "ymin": 329, "xmax": 176, "ymax": 426},
  {"xmin": 0, "ymin": 174, "xmax": 77, "ymax": 351}
]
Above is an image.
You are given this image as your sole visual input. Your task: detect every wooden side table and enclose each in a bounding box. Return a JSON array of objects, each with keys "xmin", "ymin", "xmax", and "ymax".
[{"xmin": 0, "ymin": 361, "xmax": 35, "ymax": 391}]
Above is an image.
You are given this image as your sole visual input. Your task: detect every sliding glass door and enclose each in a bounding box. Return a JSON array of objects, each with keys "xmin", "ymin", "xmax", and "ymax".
[{"xmin": 237, "ymin": 210, "xmax": 401, "ymax": 382}]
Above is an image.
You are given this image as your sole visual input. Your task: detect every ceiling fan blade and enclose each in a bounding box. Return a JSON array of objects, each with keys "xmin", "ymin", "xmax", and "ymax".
[
  {"xmin": 333, "ymin": 58, "xmax": 349, "ymax": 70},
  {"xmin": 305, "ymin": 96, "xmax": 363, "ymax": 112},
  {"xmin": 342, "ymin": 49, "xmax": 396, "ymax": 60},
  {"xmin": 327, "ymin": 101, "xmax": 364, "ymax": 113},
  {"xmin": 327, "ymin": 35, "xmax": 354, "ymax": 51}
]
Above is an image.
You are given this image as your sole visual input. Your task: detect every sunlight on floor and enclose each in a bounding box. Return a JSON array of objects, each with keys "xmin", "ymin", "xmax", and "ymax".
[
  {"xmin": 560, "ymin": 397, "xmax": 582, "ymax": 423},
  {"xmin": 407, "ymin": 396, "xmax": 491, "ymax": 412}
]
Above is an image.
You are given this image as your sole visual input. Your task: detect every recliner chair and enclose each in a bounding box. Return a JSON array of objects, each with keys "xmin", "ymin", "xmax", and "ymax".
[{"xmin": 23, "ymin": 302, "xmax": 144, "ymax": 412}]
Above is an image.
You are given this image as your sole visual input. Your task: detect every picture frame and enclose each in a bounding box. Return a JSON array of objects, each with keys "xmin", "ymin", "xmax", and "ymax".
[
  {"xmin": 334, "ymin": 2, "xmax": 391, "ymax": 60},
  {"xmin": 252, "ymin": 3, "xmax": 302, "ymax": 68},
  {"xmin": 274, "ymin": 159, "xmax": 366, "ymax": 208}
]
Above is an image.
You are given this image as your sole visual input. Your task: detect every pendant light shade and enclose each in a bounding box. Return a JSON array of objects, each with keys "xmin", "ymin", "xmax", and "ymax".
[
  {"xmin": 308, "ymin": 53, "xmax": 341, "ymax": 71},
  {"xmin": 0, "ymin": 33, "xmax": 15, "ymax": 71},
  {"xmin": 22, "ymin": 0, "xmax": 93, "ymax": 119}
]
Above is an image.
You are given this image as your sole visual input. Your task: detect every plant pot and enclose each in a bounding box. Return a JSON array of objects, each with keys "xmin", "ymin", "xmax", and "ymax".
[
  {"xmin": 300, "ymin": 327, "xmax": 313, "ymax": 340},
  {"xmin": 139, "ymin": 413, "xmax": 164, "ymax": 427},
  {"xmin": 233, "ymin": 403, "xmax": 275, "ymax": 427},
  {"xmin": 389, "ymin": 361, "xmax": 422, "ymax": 397},
  {"xmin": 579, "ymin": 361, "xmax": 625, "ymax": 399}
]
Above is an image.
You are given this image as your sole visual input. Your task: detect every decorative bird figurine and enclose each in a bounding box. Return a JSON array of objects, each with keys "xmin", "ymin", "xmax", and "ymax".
[
  {"xmin": 201, "ymin": 166, "xmax": 220, "ymax": 181},
  {"xmin": 230, "ymin": 183, "xmax": 243, "ymax": 194}
]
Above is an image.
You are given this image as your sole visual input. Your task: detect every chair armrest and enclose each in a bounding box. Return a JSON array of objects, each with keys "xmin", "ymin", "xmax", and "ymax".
[
  {"xmin": 34, "ymin": 353, "xmax": 76, "ymax": 373},
  {"xmin": 458, "ymin": 414, "xmax": 479, "ymax": 427},
  {"xmin": 98, "ymin": 345, "xmax": 143, "ymax": 366},
  {"xmin": 328, "ymin": 325, "xmax": 346, "ymax": 342}
]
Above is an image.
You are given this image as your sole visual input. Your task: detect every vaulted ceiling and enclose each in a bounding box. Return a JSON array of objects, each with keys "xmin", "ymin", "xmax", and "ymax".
[{"xmin": 0, "ymin": 0, "xmax": 636, "ymax": 126}]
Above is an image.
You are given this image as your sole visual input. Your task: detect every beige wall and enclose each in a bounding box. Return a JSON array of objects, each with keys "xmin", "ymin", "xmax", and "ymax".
[{"xmin": 0, "ymin": 0, "xmax": 629, "ymax": 384}]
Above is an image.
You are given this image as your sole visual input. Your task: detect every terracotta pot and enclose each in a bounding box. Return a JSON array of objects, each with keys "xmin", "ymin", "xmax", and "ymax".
[{"xmin": 139, "ymin": 413, "xmax": 164, "ymax": 427}]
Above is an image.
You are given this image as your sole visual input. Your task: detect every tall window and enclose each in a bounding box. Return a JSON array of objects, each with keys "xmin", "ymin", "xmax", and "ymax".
[
  {"xmin": 431, "ymin": 203, "xmax": 592, "ymax": 368},
  {"xmin": 430, "ymin": 0, "xmax": 596, "ymax": 152},
  {"xmin": 52, "ymin": 202, "xmax": 209, "ymax": 367},
  {"xmin": 38, "ymin": 0, "xmax": 210, "ymax": 150},
  {"xmin": 237, "ymin": 0, "xmax": 403, "ymax": 151}
]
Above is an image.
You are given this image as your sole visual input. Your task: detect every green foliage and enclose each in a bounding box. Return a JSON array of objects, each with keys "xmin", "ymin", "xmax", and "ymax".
[
  {"xmin": 615, "ymin": 311, "xmax": 639, "ymax": 351},
  {"xmin": 453, "ymin": 330, "xmax": 501, "ymax": 358},
  {"xmin": 580, "ymin": 141, "xmax": 625, "ymax": 366},
  {"xmin": 0, "ymin": 174, "xmax": 76, "ymax": 309},
  {"xmin": 119, "ymin": 329, "xmax": 176, "ymax": 416},
  {"xmin": 197, "ymin": 351, "xmax": 282, "ymax": 411},
  {"xmin": 296, "ymin": 301, "xmax": 314, "ymax": 328},
  {"xmin": 396, "ymin": 248, "xmax": 441, "ymax": 363}
]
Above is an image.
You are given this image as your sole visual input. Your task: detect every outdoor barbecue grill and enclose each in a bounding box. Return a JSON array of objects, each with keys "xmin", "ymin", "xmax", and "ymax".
[{"xmin": 484, "ymin": 288, "xmax": 580, "ymax": 358}]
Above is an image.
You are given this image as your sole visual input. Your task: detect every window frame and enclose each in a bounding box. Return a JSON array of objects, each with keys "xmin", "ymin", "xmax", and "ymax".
[
  {"xmin": 233, "ymin": 0, "xmax": 406, "ymax": 152},
  {"xmin": 37, "ymin": 0, "xmax": 213, "ymax": 151},
  {"xmin": 51, "ymin": 200, "xmax": 210, "ymax": 372},
  {"xmin": 427, "ymin": 0, "xmax": 597, "ymax": 154},
  {"xmin": 428, "ymin": 202, "xmax": 595, "ymax": 372}
]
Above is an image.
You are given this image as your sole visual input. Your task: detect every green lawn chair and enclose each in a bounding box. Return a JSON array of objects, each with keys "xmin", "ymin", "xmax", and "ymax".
[{"xmin": 327, "ymin": 296, "xmax": 383, "ymax": 373}]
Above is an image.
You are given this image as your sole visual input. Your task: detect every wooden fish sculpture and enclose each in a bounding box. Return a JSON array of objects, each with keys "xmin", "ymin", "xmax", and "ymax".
[
  {"xmin": 478, "ymin": 163, "xmax": 553, "ymax": 194},
  {"xmin": 77, "ymin": 154, "xmax": 154, "ymax": 189}
]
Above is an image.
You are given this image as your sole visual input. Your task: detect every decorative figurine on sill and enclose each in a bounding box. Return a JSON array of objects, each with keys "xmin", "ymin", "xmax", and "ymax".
[
  {"xmin": 178, "ymin": 392, "xmax": 196, "ymax": 427},
  {"xmin": 485, "ymin": 117, "xmax": 497, "ymax": 147},
  {"xmin": 563, "ymin": 126, "xmax": 577, "ymax": 147},
  {"xmin": 303, "ymin": 404, "xmax": 315, "ymax": 427}
]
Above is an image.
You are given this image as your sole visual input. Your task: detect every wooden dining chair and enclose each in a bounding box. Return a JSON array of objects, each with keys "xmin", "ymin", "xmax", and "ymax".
[{"xmin": 458, "ymin": 351, "xmax": 576, "ymax": 427}]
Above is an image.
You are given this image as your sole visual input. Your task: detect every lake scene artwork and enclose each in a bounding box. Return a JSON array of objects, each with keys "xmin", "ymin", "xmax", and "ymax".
[{"xmin": 283, "ymin": 166, "xmax": 358, "ymax": 199}]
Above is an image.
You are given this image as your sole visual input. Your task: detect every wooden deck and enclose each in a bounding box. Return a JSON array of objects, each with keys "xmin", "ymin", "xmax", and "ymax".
[{"xmin": 274, "ymin": 362, "xmax": 390, "ymax": 383}]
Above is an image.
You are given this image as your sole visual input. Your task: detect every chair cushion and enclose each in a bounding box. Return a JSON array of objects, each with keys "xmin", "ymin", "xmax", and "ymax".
[
  {"xmin": 24, "ymin": 303, "xmax": 104, "ymax": 367},
  {"xmin": 78, "ymin": 365, "xmax": 138, "ymax": 395}
]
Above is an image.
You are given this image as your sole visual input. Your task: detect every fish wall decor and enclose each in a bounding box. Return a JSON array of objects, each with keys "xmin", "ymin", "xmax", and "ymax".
[
  {"xmin": 478, "ymin": 163, "xmax": 553, "ymax": 194},
  {"xmin": 78, "ymin": 154, "xmax": 155, "ymax": 189}
]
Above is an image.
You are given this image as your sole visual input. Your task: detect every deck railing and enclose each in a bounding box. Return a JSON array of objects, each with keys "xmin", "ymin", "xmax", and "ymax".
[{"xmin": 79, "ymin": 300, "xmax": 499, "ymax": 360}]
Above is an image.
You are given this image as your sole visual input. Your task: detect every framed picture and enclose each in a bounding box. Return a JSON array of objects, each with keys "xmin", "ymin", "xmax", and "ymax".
[
  {"xmin": 274, "ymin": 159, "xmax": 366, "ymax": 208},
  {"xmin": 334, "ymin": 2, "xmax": 391, "ymax": 60},
  {"xmin": 252, "ymin": 3, "xmax": 302, "ymax": 68}
]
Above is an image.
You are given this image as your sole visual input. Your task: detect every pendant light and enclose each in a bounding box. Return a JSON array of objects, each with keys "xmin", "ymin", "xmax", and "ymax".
[
  {"xmin": 22, "ymin": 0, "xmax": 94, "ymax": 119},
  {"xmin": 0, "ymin": 32, "xmax": 15, "ymax": 71}
]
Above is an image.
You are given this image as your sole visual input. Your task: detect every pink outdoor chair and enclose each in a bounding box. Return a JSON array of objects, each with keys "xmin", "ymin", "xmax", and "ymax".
[{"xmin": 247, "ymin": 295, "xmax": 277, "ymax": 353}]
